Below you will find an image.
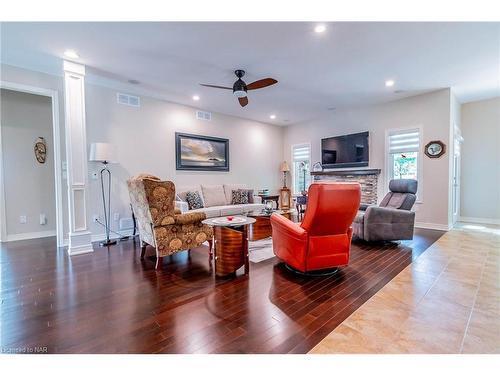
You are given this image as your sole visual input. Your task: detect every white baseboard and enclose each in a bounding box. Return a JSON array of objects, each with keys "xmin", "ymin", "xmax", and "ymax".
[
  {"xmin": 91, "ymin": 229, "xmax": 135, "ymax": 243},
  {"xmin": 67, "ymin": 243, "xmax": 94, "ymax": 256},
  {"xmin": 61, "ymin": 229, "xmax": 134, "ymax": 248},
  {"xmin": 459, "ymin": 216, "xmax": 500, "ymax": 225},
  {"xmin": 415, "ymin": 222, "xmax": 451, "ymax": 231},
  {"xmin": 5, "ymin": 230, "xmax": 56, "ymax": 242}
]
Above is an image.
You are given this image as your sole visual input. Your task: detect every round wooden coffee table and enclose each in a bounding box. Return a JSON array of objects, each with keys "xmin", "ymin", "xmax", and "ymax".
[{"xmin": 202, "ymin": 216, "xmax": 256, "ymax": 277}]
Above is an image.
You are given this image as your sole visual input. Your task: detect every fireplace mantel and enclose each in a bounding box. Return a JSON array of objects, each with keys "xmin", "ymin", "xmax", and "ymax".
[{"xmin": 311, "ymin": 168, "xmax": 381, "ymax": 177}]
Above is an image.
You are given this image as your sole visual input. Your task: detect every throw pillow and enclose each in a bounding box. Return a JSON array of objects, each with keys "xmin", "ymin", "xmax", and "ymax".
[
  {"xmin": 185, "ymin": 191, "xmax": 204, "ymax": 210},
  {"xmin": 231, "ymin": 189, "xmax": 249, "ymax": 205},
  {"xmin": 245, "ymin": 189, "xmax": 254, "ymax": 203}
]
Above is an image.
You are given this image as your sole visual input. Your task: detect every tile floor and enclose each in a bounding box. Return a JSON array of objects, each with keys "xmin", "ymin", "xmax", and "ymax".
[{"xmin": 310, "ymin": 222, "xmax": 500, "ymax": 354}]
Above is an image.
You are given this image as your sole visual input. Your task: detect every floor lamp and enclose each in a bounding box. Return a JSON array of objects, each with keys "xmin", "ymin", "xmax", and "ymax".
[{"xmin": 89, "ymin": 142, "xmax": 117, "ymax": 247}]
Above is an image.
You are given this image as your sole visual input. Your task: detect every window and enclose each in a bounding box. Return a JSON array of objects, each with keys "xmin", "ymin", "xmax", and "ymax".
[
  {"xmin": 387, "ymin": 128, "xmax": 421, "ymax": 196},
  {"xmin": 292, "ymin": 143, "xmax": 311, "ymax": 195}
]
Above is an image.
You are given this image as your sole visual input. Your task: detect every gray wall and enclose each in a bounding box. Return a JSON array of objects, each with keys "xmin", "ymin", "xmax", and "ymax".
[
  {"xmin": 283, "ymin": 89, "xmax": 453, "ymax": 228},
  {"xmin": 460, "ymin": 97, "xmax": 500, "ymax": 222},
  {"xmin": 1, "ymin": 89, "xmax": 56, "ymax": 237}
]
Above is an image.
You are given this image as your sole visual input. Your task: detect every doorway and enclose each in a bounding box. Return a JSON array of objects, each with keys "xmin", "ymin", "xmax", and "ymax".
[{"xmin": 0, "ymin": 83, "xmax": 63, "ymax": 246}]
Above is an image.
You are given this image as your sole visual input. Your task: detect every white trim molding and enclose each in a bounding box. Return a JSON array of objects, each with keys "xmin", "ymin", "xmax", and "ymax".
[
  {"xmin": 63, "ymin": 61, "xmax": 93, "ymax": 256},
  {"xmin": 91, "ymin": 229, "xmax": 135, "ymax": 243},
  {"xmin": 459, "ymin": 216, "xmax": 500, "ymax": 225},
  {"xmin": 0, "ymin": 81, "xmax": 64, "ymax": 246},
  {"xmin": 415, "ymin": 222, "xmax": 452, "ymax": 231},
  {"xmin": 6, "ymin": 230, "xmax": 57, "ymax": 242}
]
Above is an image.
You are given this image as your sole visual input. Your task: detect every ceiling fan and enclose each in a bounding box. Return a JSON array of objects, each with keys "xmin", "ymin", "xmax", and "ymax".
[{"xmin": 200, "ymin": 70, "xmax": 278, "ymax": 107}]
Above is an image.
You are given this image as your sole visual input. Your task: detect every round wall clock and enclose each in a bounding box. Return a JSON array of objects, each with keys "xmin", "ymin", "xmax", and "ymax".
[{"xmin": 424, "ymin": 140, "xmax": 446, "ymax": 158}]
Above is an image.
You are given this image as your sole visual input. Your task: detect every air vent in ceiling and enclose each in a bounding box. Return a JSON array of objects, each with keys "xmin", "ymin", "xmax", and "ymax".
[
  {"xmin": 196, "ymin": 110, "xmax": 212, "ymax": 121},
  {"xmin": 117, "ymin": 93, "xmax": 140, "ymax": 107}
]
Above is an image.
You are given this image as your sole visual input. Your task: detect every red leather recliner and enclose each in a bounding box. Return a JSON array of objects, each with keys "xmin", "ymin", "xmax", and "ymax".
[{"xmin": 270, "ymin": 182, "xmax": 361, "ymax": 273}]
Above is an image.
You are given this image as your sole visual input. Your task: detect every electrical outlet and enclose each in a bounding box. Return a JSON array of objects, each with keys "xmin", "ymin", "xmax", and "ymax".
[
  {"xmin": 40, "ymin": 213, "xmax": 47, "ymax": 225},
  {"xmin": 113, "ymin": 213, "xmax": 120, "ymax": 221},
  {"xmin": 20, "ymin": 215, "xmax": 27, "ymax": 224},
  {"xmin": 93, "ymin": 215, "xmax": 99, "ymax": 223}
]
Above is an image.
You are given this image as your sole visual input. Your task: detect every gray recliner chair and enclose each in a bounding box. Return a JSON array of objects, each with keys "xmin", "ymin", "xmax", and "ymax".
[{"xmin": 353, "ymin": 179, "xmax": 417, "ymax": 242}]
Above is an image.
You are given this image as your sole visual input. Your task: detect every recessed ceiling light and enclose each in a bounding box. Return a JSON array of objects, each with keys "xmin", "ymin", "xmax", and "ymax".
[
  {"xmin": 270, "ymin": 114, "xmax": 276, "ymax": 119},
  {"xmin": 64, "ymin": 50, "xmax": 79, "ymax": 59},
  {"xmin": 192, "ymin": 95, "xmax": 200, "ymax": 101},
  {"xmin": 385, "ymin": 80, "xmax": 395, "ymax": 87},
  {"xmin": 314, "ymin": 25, "xmax": 326, "ymax": 33}
]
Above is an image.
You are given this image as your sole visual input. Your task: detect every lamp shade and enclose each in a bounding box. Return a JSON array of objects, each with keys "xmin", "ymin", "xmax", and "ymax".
[
  {"xmin": 280, "ymin": 161, "xmax": 290, "ymax": 172},
  {"xmin": 89, "ymin": 142, "xmax": 116, "ymax": 163}
]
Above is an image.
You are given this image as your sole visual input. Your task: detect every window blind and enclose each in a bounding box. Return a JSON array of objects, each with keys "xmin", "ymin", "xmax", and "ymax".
[
  {"xmin": 388, "ymin": 129, "xmax": 420, "ymax": 154},
  {"xmin": 292, "ymin": 144, "xmax": 310, "ymax": 161}
]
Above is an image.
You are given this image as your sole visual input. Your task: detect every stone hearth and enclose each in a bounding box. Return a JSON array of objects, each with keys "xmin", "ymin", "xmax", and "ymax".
[{"xmin": 311, "ymin": 169, "xmax": 381, "ymax": 205}]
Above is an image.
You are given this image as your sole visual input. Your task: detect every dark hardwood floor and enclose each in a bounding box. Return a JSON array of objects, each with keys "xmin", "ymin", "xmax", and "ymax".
[{"xmin": 0, "ymin": 229, "xmax": 443, "ymax": 354}]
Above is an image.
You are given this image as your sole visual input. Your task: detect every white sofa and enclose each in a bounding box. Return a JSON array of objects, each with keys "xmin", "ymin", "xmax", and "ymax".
[{"xmin": 175, "ymin": 184, "xmax": 265, "ymax": 218}]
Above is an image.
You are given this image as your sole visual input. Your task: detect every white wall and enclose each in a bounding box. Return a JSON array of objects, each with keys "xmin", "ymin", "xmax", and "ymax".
[
  {"xmin": 0, "ymin": 89, "xmax": 56, "ymax": 238},
  {"xmin": 460, "ymin": 97, "xmax": 500, "ymax": 223},
  {"xmin": 283, "ymin": 89, "xmax": 453, "ymax": 229},
  {"xmin": 85, "ymin": 83, "xmax": 284, "ymax": 237}
]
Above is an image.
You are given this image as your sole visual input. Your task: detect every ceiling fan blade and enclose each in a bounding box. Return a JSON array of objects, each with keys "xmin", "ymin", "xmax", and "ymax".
[
  {"xmin": 200, "ymin": 84, "xmax": 232, "ymax": 90},
  {"xmin": 246, "ymin": 78, "xmax": 278, "ymax": 90},
  {"xmin": 238, "ymin": 96, "xmax": 248, "ymax": 107}
]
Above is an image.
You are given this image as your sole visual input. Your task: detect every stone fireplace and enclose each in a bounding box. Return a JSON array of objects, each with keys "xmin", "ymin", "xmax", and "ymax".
[{"xmin": 311, "ymin": 169, "xmax": 381, "ymax": 205}]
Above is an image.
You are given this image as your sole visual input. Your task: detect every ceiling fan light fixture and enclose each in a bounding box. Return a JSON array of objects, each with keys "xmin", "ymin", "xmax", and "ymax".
[{"xmin": 233, "ymin": 90, "xmax": 247, "ymax": 98}]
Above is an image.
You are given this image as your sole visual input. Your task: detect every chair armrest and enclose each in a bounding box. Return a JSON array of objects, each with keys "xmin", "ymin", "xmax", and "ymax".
[
  {"xmin": 364, "ymin": 206, "xmax": 415, "ymax": 224},
  {"xmin": 270, "ymin": 213, "xmax": 307, "ymax": 241},
  {"xmin": 359, "ymin": 203, "xmax": 373, "ymax": 211},
  {"xmin": 175, "ymin": 200, "xmax": 189, "ymax": 213},
  {"xmin": 174, "ymin": 212, "xmax": 207, "ymax": 225}
]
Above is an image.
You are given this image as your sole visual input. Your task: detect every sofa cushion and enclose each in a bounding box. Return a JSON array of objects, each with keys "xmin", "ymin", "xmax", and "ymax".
[
  {"xmin": 190, "ymin": 206, "xmax": 222, "ymax": 218},
  {"xmin": 220, "ymin": 205, "xmax": 245, "ymax": 216},
  {"xmin": 231, "ymin": 189, "xmax": 249, "ymax": 205},
  {"xmin": 185, "ymin": 191, "xmax": 204, "ymax": 210},
  {"xmin": 201, "ymin": 185, "xmax": 227, "ymax": 207},
  {"xmin": 240, "ymin": 203, "xmax": 265, "ymax": 213},
  {"xmin": 223, "ymin": 184, "xmax": 247, "ymax": 204}
]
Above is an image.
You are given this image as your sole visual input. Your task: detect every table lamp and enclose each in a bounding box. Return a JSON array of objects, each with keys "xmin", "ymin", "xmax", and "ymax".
[
  {"xmin": 89, "ymin": 142, "xmax": 117, "ymax": 247},
  {"xmin": 279, "ymin": 161, "xmax": 291, "ymax": 210},
  {"xmin": 280, "ymin": 161, "xmax": 290, "ymax": 188}
]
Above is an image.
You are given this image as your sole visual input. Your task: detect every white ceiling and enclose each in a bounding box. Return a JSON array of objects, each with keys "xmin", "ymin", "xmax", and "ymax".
[{"xmin": 1, "ymin": 22, "xmax": 499, "ymax": 125}]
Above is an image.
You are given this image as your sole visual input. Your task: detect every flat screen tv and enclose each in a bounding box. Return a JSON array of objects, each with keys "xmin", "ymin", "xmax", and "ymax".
[{"xmin": 321, "ymin": 131, "xmax": 369, "ymax": 168}]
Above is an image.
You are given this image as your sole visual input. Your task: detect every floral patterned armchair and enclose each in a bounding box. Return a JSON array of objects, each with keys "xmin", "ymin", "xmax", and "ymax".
[{"xmin": 127, "ymin": 174, "xmax": 213, "ymax": 269}]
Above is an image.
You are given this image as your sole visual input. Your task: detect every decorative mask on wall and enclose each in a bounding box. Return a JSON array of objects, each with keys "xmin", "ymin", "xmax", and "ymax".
[{"xmin": 34, "ymin": 137, "xmax": 47, "ymax": 164}]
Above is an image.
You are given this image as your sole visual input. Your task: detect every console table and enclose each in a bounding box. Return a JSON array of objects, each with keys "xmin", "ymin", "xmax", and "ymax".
[{"xmin": 258, "ymin": 194, "xmax": 280, "ymax": 209}]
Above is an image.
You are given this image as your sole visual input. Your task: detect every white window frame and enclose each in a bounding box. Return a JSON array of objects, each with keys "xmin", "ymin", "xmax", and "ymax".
[
  {"xmin": 291, "ymin": 142, "xmax": 311, "ymax": 196},
  {"xmin": 385, "ymin": 126, "xmax": 423, "ymax": 204}
]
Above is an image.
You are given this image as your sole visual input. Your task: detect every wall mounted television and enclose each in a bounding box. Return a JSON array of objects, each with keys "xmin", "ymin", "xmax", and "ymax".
[{"xmin": 321, "ymin": 131, "xmax": 369, "ymax": 168}]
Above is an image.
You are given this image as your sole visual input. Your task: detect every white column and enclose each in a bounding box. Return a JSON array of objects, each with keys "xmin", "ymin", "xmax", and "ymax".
[{"xmin": 63, "ymin": 61, "xmax": 93, "ymax": 255}]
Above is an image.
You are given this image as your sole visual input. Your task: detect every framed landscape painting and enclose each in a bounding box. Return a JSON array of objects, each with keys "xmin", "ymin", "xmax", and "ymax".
[{"xmin": 175, "ymin": 132, "xmax": 229, "ymax": 171}]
